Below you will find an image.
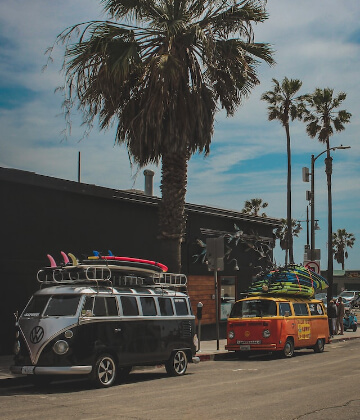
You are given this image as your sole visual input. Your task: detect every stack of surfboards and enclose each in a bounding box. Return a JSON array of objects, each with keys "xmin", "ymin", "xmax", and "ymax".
[
  {"xmin": 37, "ymin": 251, "xmax": 168, "ymax": 283},
  {"xmin": 247, "ymin": 265, "xmax": 329, "ymax": 298}
]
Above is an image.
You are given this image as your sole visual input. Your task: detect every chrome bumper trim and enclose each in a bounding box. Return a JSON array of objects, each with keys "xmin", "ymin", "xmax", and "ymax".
[{"xmin": 10, "ymin": 365, "xmax": 92, "ymax": 375}]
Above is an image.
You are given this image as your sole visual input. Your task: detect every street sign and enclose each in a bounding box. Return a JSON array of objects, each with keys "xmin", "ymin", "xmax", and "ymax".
[
  {"xmin": 304, "ymin": 260, "xmax": 321, "ymax": 275},
  {"xmin": 206, "ymin": 237, "xmax": 224, "ymax": 271}
]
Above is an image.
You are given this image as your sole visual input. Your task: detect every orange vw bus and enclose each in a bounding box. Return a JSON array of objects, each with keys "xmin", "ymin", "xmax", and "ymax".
[{"xmin": 225, "ymin": 295, "xmax": 329, "ymax": 357}]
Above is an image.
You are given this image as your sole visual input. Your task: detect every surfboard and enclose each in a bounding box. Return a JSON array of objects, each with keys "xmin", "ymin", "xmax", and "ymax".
[
  {"xmin": 90, "ymin": 253, "xmax": 168, "ymax": 273},
  {"xmin": 38, "ymin": 252, "xmax": 167, "ymax": 283},
  {"xmin": 247, "ymin": 265, "xmax": 329, "ymax": 298}
]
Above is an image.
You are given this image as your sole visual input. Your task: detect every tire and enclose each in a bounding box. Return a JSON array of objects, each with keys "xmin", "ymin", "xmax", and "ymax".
[
  {"xmin": 353, "ymin": 324, "xmax": 357, "ymax": 332},
  {"xmin": 91, "ymin": 354, "xmax": 117, "ymax": 388},
  {"xmin": 165, "ymin": 350, "xmax": 188, "ymax": 376},
  {"xmin": 313, "ymin": 338, "xmax": 325, "ymax": 353},
  {"xmin": 282, "ymin": 338, "xmax": 294, "ymax": 358}
]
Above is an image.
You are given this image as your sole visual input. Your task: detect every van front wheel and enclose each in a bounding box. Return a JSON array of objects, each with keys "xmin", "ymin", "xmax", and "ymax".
[
  {"xmin": 313, "ymin": 338, "xmax": 325, "ymax": 353},
  {"xmin": 165, "ymin": 350, "xmax": 188, "ymax": 376},
  {"xmin": 282, "ymin": 339, "xmax": 294, "ymax": 358},
  {"xmin": 91, "ymin": 354, "xmax": 117, "ymax": 388}
]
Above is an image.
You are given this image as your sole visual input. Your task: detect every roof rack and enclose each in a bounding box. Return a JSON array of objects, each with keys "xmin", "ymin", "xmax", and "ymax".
[{"xmin": 36, "ymin": 265, "xmax": 187, "ymax": 290}]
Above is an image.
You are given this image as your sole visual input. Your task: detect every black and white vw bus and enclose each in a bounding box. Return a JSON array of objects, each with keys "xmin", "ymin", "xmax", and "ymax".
[{"xmin": 11, "ymin": 256, "xmax": 199, "ymax": 387}]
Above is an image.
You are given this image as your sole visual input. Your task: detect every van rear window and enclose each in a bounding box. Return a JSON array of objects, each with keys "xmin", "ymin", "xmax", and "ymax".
[
  {"xmin": 174, "ymin": 298, "xmax": 189, "ymax": 316},
  {"xmin": 308, "ymin": 303, "xmax": 324, "ymax": 316}
]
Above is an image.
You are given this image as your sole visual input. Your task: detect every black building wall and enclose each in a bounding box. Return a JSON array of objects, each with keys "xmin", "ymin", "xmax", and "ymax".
[{"xmin": 0, "ymin": 168, "xmax": 281, "ymax": 354}]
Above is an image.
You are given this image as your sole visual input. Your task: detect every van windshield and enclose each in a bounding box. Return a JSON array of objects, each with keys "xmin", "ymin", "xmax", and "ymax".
[
  {"xmin": 23, "ymin": 295, "xmax": 81, "ymax": 317},
  {"xmin": 230, "ymin": 299, "xmax": 277, "ymax": 318}
]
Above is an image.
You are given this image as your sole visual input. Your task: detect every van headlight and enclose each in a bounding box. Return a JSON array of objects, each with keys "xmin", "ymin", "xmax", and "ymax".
[
  {"xmin": 53, "ymin": 340, "xmax": 69, "ymax": 355},
  {"xmin": 262, "ymin": 329, "xmax": 271, "ymax": 338},
  {"xmin": 228, "ymin": 330, "xmax": 235, "ymax": 339}
]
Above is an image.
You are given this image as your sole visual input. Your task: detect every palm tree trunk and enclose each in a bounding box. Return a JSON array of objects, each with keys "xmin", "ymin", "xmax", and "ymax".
[
  {"xmin": 285, "ymin": 123, "xmax": 294, "ymax": 264},
  {"xmin": 158, "ymin": 150, "xmax": 189, "ymax": 273}
]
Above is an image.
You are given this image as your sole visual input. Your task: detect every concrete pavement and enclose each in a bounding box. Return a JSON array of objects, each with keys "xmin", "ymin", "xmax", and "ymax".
[{"xmin": 1, "ymin": 329, "xmax": 359, "ymax": 386}]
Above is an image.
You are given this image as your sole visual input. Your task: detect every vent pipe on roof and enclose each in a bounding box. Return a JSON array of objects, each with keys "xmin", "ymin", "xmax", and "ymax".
[{"xmin": 144, "ymin": 169, "xmax": 155, "ymax": 196}]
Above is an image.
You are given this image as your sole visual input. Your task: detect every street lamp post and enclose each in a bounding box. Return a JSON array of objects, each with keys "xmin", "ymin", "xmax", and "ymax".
[{"xmin": 307, "ymin": 145, "xmax": 350, "ymax": 302}]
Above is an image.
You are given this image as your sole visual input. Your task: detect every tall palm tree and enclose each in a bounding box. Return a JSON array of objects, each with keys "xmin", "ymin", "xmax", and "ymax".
[
  {"xmin": 274, "ymin": 218, "xmax": 301, "ymax": 264},
  {"xmin": 242, "ymin": 198, "xmax": 268, "ymax": 216},
  {"xmin": 261, "ymin": 77, "xmax": 305, "ymax": 265},
  {"xmin": 304, "ymin": 88, "xmax": 351, "ymax": 299},
  {"xmin": 332, "ymin": 228, "xmax": 355, "ymax": 270},
  {"xmin": 52, "ymin": 0, "xmax": 274, "ymax": 272}
]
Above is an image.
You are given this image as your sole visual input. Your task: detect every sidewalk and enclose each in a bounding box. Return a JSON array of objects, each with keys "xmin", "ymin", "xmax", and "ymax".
[{"xmin": 1, "ymin": 330, "xmax": 359, "ymax": 386}]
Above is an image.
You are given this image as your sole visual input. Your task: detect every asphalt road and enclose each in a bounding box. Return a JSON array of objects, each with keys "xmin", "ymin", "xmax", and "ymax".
[{"xmin": 1, "ymin": 340, "xmax": 360, "ymax": 420}]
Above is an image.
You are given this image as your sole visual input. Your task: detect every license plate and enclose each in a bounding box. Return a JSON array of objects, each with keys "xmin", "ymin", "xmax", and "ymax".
[
  {"xmin": 21, "ymin": 366, "xmax": 34, "ymax": 375},
  {"xmin": 240, "ymin": 345, "xmax": 250, "ymax": 351}
]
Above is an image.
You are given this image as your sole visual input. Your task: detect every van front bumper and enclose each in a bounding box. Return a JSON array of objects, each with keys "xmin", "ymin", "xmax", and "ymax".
[
  {"xmin": 225, "ymin": 344, "xmax": 277, "ymax": 352},
  {"xmin": 10, "ymin": 365, "xmax": 92, "ymax": 376}
]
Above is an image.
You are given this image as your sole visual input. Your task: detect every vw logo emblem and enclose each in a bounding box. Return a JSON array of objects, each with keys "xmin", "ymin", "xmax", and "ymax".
[{"xmin": 30, "ymin": 326, "xmax": 44, "ymax": 344}]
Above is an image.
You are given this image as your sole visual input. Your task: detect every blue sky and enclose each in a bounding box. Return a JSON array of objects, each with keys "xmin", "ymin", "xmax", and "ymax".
[{"xmin": 1, "ymin": 0, "xmax": 359, "ymax": 270}]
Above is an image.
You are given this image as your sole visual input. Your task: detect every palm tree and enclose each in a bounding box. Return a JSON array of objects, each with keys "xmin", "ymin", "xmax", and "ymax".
[
  {"xmin": 332, "ymin": 228, "xmax": 355, "ymax": 270},
  {"xmin": 52, "ymin": 0, "xmax": 274, "ymax": 272},
  {"xmin": 261, "ymin": 77, "xmax": 305, "ymax": 265},
  {"xmin": 274, "ymin": 218, "xmax": 301, "ymax": 264},
  {"xmin": 304, "ymin": 88, "xmax": 351, "ymax": 298},
  {"xmin": 242, "ymin": 198, "xmax": 268, "ymax": 216}
]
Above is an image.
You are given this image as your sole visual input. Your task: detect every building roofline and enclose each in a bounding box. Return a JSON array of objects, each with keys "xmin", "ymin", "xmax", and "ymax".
[{"xmin": 0, "ymin": 167, "xmax": 281, "ymax": 227}]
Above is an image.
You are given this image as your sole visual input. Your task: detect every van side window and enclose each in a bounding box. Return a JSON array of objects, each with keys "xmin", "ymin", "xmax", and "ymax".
[
  {"xmin": 93, "ymin": 297, "xmax": 119, "ymax": 316},
  {"xmin": 308, "ymin": 303, "xmax": 324, "ymax": 316},
  {"xmin": 174, "ymin": 298, "xmax": 188, "ymax": 316},
  {"xmin": 279, "ymin": 302, "xmax": 291, "ymax": 316},
  {"xmin": 121, "ymin": 296, "xmax": 139, "ymax": 316},
  {"xmin": 158, "ymin": 297, "xmax": 174, "ymax": 316},
  {"xmin": 140, "ymin": 297, "xmax": 157, "ymax": 316},
  {"xmin": 106, "ymin": 297, "xmax": 119, "ymax": 316},
  {"xmin": 293, "ymin": 303, "xmax": 309, "ymax": 316}
]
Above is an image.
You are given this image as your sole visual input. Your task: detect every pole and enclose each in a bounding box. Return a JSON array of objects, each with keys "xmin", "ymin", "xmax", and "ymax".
[
  {"xmin": 325, "ymin": 152, "xmax": 333, "ymax": 305},
  {"xmin": 306, "ymin": 206, "xmax": 310, "ymax": 247},
  {"xmin": 78, "ymin": 151, "xmax": 81, "ymax": 183},
  {"xmin": 310, "ymin": 154, "xmax": 315, "ymax": 255},
  {"xmin": 214, "ymin": 270, "xmax": 220, "ymax": 350}
]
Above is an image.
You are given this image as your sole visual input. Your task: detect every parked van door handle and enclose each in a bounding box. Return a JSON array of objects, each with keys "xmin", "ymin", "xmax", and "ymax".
[{"xmin": 114, "ymin": 328, "xmax": 121, "ymax": 333}]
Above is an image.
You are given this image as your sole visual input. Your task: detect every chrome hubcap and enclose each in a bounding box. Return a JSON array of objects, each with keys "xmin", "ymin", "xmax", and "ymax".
[
  {"xmin": 174, "ymin": 351, "xmax": 186, "ymax": 374},
  {"xmin": 99, "ymin": 359, "xmax": 114, "ymax": 384}
]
